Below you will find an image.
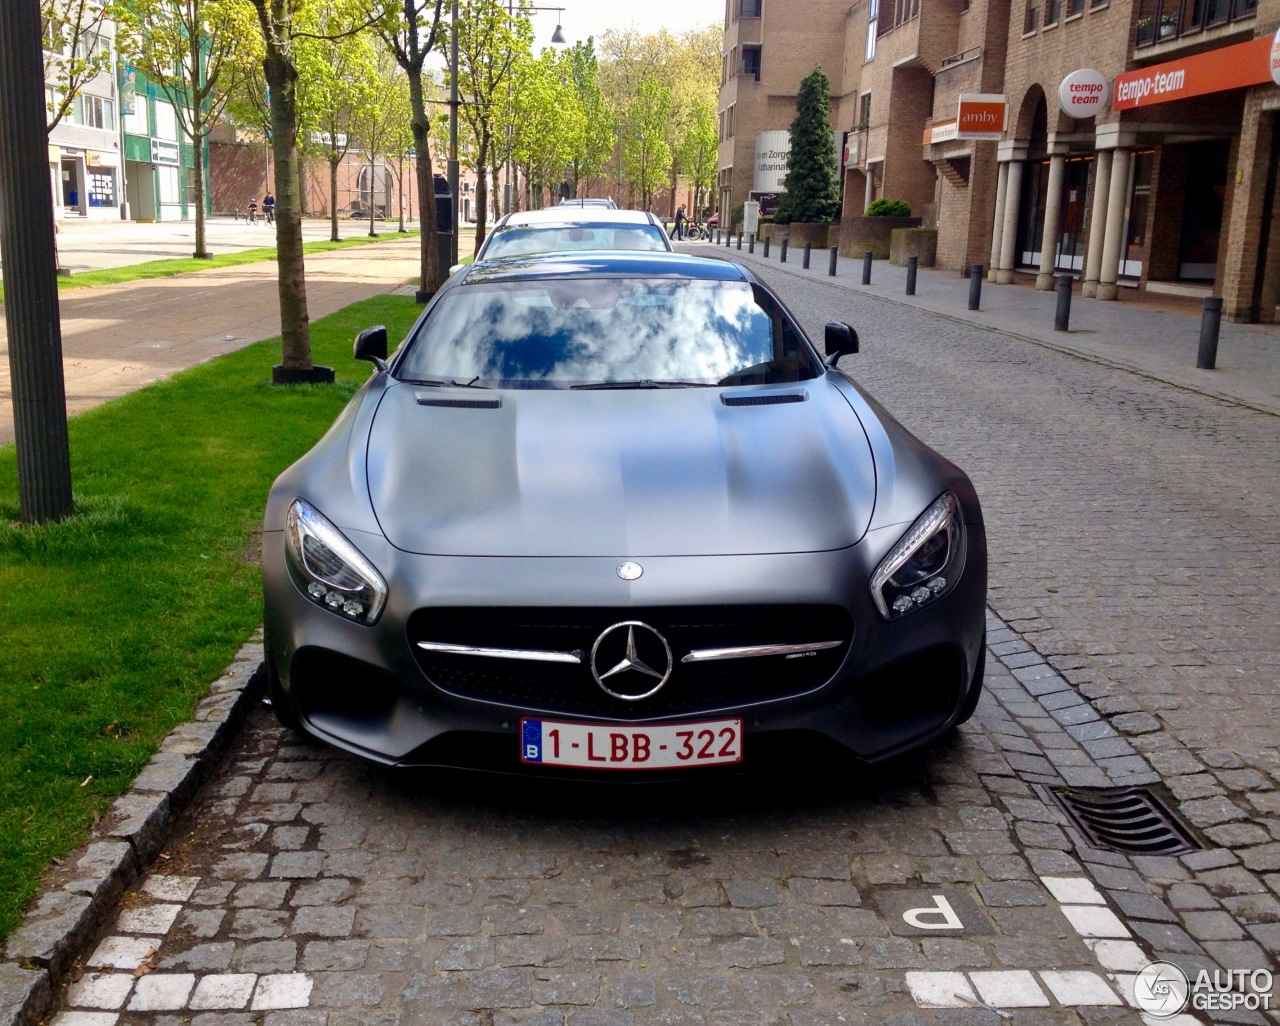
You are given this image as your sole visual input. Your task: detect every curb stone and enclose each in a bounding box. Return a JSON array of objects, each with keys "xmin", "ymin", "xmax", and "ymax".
[{"xmin": 0, "ymin": 634, "xmax": 267, "ymax": 1026}]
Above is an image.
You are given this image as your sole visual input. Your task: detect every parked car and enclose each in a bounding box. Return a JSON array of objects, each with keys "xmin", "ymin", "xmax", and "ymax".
[
  {"xmin": 559, "ymin": 196, "xmax": 617, "ymax": 208},
  {"xmin": 466, "ymin": 208, "xmax": 671, "ymax": 267},
  {"xmin": 263, "ymin": 252, "xmax": 988, "ymax": 774}
]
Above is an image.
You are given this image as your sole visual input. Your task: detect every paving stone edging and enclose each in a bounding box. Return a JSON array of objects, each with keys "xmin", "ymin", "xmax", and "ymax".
[{"xmin": 0, "ymin": 635, "xmax": 266, "ymax": 1026}]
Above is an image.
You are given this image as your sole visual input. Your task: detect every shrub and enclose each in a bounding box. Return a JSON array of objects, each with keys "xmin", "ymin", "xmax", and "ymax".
[
  {"xmin": 731, "ymin": 202, "xmax": 744, "ymax": 228},
  {"xmin": 865, "ymin": 198, "xmax": 911, "ymax": 217}
]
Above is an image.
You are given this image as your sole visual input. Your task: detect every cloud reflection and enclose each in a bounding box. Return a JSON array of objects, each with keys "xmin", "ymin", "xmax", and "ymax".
[{"xmin": 401, "ymin": 280, "xmax": 805, "ymax": 388}]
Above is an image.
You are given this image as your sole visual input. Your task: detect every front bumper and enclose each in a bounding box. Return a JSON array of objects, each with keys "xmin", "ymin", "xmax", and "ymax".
[{"xmin": 262, "ymin": 522, "xmax": 987, "ymax": 770}]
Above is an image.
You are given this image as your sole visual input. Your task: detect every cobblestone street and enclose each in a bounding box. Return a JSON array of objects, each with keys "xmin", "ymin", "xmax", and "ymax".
[{"xmin": 10, "ymin": 250, "xmax": 1279, "ymax": 1025}]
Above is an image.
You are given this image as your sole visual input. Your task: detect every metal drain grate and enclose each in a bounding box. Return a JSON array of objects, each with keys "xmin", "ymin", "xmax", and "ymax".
[{"xmin": 1049, "ymin": 786, "xmax": 1203, "ymax": 855}]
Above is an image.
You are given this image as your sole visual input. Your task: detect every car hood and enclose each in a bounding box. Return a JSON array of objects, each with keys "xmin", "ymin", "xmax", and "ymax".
[{"xmin": 366, "ymin": 381, "xmax": 875, "ymax": 557}]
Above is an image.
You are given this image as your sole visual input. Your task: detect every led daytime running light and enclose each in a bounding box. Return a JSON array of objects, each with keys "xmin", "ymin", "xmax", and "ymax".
[
  {"xmin": 870, "ymin": 492, "xmax": 963, "ymax": 620},
  {"xmin": 285, "ymin": 499, "xmax": 387, "ymax": 623}
]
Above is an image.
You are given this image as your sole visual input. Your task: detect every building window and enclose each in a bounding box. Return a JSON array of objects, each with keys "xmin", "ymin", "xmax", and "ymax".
[
  {"xmin": 87, "ymin": 169, "xmax": 115, "ymax": 207},
  {"xmin": 858, "ymin": 93, "xmax": 872, "ymax": 130},
  {"xmin": 77, "ymin": 94, "xmax": 114, "ymax": 131},
  {"xmin": 866, "ymin": 0, "xmax": 879, "ymax": 58},
  {"xmin": 1044, "ymin": 0, "xmax": 1060, "ymax": 24},
  {"xmin": 1135, "ymin": 0, "xmax": 1256, "ymax": 47},
  {"xmin": 740, "ymin": 45, "xmax": 761, "ymax": 81},
  {"xmin": 154, "ymin": 100, "xmax": 178, "ymax": 141},
  {"xmin": 739, "ymin": 0, "xmax": 762, "ymax": 15},
  {"xmin": 1024, "ymin": 0, "xmax": 1040, "ymax": 31},
  {"xmin": 125, "ymin": 97, "xmax": 149, "ymax": 136},
  {"xmin": 1066, "ymin": 0, "xmax": 1084, "ymax": 14},
  {"xmin": 158, "ymin": 164, "xmax": 180, "ymax": 205}
]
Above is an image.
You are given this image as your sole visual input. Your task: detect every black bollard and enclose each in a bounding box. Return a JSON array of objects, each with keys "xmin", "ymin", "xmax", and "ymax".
[
  {"xmin": 726, "ymin": 230, "xmax": 732, "ymax": 248},
  {"xmin": 906, "ymin": 256, "xmax": 918, "ymax": 295},
  {"xmin": 803, "ymin": 242, "xmax": 812, "ymax": 269},
  {"xmin": 748, "ymin": 233, "xmax": 755, "ymax": 254},
  {"xmin": 737, "ymin": 232, "xmax": 743, "ymax": 250},
  {"xmin": 715, "ymin": 229, "xmax": 721, "ymax": 245},
  {"xmin": 1054, "ymin": 274, "xmax": 1073, "ymax": 331},
  {"xmin": 780, "ymin": 239, "xmax": 788, "ymax": 263},
  {"xmin": 1197, "ymin": 297, "xmax": 1223, "ymax": 369},
  {"xmin": 968, "ymin": 264, "xmax": 983, "ymax": 311},
  {"xmin": 763, "ymin": 237, "xmax": 770, "ymax": 258},
  {"xmin": 861, "ymin": 251, "xmax": 873, "ymax": 285},
  {"xmin": 828, "ymin": 247, "xmax": 838, "ymax": 276}
]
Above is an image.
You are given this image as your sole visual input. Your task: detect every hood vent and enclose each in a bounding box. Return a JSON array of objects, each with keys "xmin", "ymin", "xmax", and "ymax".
[
  {"xmin": 416, "ymin": 394, "xmax": 502, "ymax": 409},
  {"xmin": 722, "ymin": 391, "xmax": 807, "ymax": 407}
]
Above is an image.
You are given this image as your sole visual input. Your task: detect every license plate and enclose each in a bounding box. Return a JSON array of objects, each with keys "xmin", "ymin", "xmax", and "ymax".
[{"xmin": 520, "ymin": 717, "xmax": 743, "ymax": 770}]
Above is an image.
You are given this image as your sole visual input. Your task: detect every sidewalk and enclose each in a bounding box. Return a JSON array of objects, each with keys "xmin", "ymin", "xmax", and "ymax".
[
  {"xmin": 0, "ymin": 234, "xmax": 424, "ymax": 446},
  {"xmin": 695, "ymin": 237, "xmax": 1280, "ymax": 417}
]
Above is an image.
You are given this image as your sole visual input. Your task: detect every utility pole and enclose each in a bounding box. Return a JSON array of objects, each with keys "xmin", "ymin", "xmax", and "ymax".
[{"xmin": 0, "ymin": 0, "xmax": 74, "ymax": 523}]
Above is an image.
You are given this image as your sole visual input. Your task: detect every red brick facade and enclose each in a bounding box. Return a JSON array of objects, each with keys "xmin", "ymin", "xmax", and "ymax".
[{"xmin": 719, "ymin": 0, "xmax": 1280, "ymax": 322}]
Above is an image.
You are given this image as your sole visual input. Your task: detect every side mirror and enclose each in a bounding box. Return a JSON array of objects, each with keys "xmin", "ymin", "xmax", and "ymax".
[
  {"xmin": 354, "ymin": 325, "xmax": 388, "ymax": 371},
  {"xmin": 824, "ymin": 321, "xmax": 859, "ymax": 365},
  {"xmin": 449, "ymin": 263, "xmax": 462, "ymax": 275}
]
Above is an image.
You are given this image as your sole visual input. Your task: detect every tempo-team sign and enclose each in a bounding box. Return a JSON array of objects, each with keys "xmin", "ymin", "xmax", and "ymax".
[{"xmin": 1058, "ymin": 69, "xmax": 1110, "ymax": 118}]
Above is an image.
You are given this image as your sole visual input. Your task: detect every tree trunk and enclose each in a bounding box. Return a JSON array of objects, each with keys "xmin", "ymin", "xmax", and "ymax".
[
  {"xmin": 264, "ymin": 52, "xmax": 312, "ymax": 369},
  {"xmin": 472, "ymin": 133, "xmax": 490, "ymax": 255},
  {"xmin": 369, "ymin": 159, "xmax": 377, "ymax": 237},
  {"xmin": 398, "ymin": 156, "xmax": 407, "ymax": 232},
  {"xmin": 329, "ymin": 150, "xmax": 340, "ymax": 242},
  {"xmin": 490, "ymin": 165, "xmax": 499, "ymax": 224},
  {"xmin": 192, "ymin": 126, "xmax": 209, "ymax": 257},
  {"xmin": 407, "ymin": 71, "xmax": 440, "ymax": 297}
]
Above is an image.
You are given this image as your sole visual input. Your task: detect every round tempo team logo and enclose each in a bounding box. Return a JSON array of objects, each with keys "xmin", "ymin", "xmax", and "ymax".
[{"xmin": 1134, "ymin": 961, "xmax": 1191, "ymax": 1018}]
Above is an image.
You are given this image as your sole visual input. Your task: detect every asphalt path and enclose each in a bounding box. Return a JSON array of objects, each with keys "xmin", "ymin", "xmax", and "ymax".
[{"xmin": 0, "ymin": 235, "xmax": 423, "ymax": 446}]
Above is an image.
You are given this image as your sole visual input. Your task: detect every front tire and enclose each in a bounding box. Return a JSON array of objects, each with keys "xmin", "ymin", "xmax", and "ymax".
[{"xmin": 263, "ymin": 629, "xmax": 303, "ymax": 732}]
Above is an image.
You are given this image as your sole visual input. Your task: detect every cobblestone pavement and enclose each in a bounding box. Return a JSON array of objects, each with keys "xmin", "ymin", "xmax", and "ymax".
[{"xmin": 23, "ymin": 248, "xmax": 1280, "ymax": 1024}]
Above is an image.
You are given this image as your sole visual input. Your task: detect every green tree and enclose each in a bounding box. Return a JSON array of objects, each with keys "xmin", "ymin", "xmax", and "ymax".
[
  {"xmin": 351, "ymin": 51, "xmax": 408, "ymax": 235},
  {"xmin": 621, "ymin": 76, "xmax": 670, "ymax": 211},
  {"xmin": 246, "ymin": 0, "xmax": 386, "ymax": 374},
  {"xmin": 676, "ymin": 96, "xmax": 717, "ymax": 221},
  {"xmin": 456, "ymin": 0, "xmax": 532, "ymax": 251},
  {"xmin": 510, "ymin": 48, "xmax": 580, "ymax": 208},
  {"xmin": 42, "ymin": 0, "xmax": 123, "ymax": 132},
  {"xmin": 117, "ymin": 0, "xmax": 259, "ymax": 258},
  {"xmin": 297, "ymin": 14, "xmax": 379, "ymax": 241},
  {"xmin": 562, "ymin": 39, "xmax": 613, "ymax": 198},
  {"xmin": 377, "ymin": 0, "xmax": 447, "ymax": 294},
  {"xmin": 774, "ymin": 66, "xmax": 840, "ymax": 224}
]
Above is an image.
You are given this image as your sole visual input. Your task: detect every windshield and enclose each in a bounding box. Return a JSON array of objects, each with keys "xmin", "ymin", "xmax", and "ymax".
[
  {"xmin": 396, "ymin": 278, "xmax": 821, "ymax": 389},
  {"xmin": 480, "ymin": 224, "xmax": 668, "ymax": 259}
]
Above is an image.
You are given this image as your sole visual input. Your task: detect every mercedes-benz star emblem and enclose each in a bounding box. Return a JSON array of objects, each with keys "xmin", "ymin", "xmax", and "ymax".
[
  {"xmin": 590, "ymin": 621, "xmax": 673, "ymax": 702},
  {"xmin": 616, "ymin": 561, "xmax": 643, "ymax": 581}
]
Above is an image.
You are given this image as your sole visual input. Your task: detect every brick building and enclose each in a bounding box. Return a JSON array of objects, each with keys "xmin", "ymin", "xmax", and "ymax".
[{"xmin": 719, "ymin": 0, "xmax": 1280, "ymax": 321}]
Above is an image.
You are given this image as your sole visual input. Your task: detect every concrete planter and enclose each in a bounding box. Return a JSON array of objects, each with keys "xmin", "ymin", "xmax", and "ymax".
[
  {"xmin": 889, "ymin": 228, "xmax": 938, "ymax": 267},
  {"xmin": 838, "ymin": 215, "xmax": 922, "ymax": 260},
  {"xmin": 756, "ymin": 222, "xmax": 839, "ymax": 249}
]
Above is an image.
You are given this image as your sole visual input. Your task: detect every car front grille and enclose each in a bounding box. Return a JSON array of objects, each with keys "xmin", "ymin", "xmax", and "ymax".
[{"xmin": 407, "ymin": 605, "xmax": 854, "ymax": 720}]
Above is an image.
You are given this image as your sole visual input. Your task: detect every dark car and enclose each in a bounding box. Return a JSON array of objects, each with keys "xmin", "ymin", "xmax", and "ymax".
[{"xmin": 262, "ymin": 252, "xmax": 987, "ymax": 775}]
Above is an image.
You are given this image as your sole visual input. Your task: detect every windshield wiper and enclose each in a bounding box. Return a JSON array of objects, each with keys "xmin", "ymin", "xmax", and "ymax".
[
  {"xmin": 403, "ymin": 376, "xmax": 490, "ymax": 389},
  {"xmin": 570, "ymin": 379, "xmax": 714, "ymax": 390}
]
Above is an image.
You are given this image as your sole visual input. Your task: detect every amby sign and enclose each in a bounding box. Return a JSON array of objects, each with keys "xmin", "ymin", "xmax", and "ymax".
[
  {"xmin": 955, "ymin": 94, "xmax": 1007, "ymax": 140},
  {"xmin": 1058, "ymin": 69, "xmax": 1109, "ymax": 118}
]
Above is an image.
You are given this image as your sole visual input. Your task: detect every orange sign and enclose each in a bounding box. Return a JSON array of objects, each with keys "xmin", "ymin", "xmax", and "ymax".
[
  {"xmin": 956, "ymin": 94, "xmax": 1007, "ymax": 140},
  {"xmin": 1113, "ymin": 35, "xmax": 1272, "ymax": 110}
]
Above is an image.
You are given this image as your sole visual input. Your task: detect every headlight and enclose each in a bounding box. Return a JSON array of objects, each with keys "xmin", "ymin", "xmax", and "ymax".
[
  {"xmin": 284, "ymin": 499, "xmax": 387, "ymax": 624},
  {"xmin": 870, "ymin": 492, "xmax": 966, "ymax": 620}
]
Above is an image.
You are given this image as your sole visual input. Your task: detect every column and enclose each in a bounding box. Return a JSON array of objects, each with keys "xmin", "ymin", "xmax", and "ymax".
[
  {"xmin": 863, "ymin": 166, "xmax": 875, "ymax": 211},
  {"xmin": 996, "ymin": 160, "xmax": 1024, "ymax": 284},
  {"xmin": 988, "ymin": 161, "xmax": 1009, "ymax": 281},
  {"xmin": 1081, "ymin": 148, "xmax": 1112, "ymax": 298},
  {"xmin": 1035, "ymin": 151, "xmax": 1068, "ymax": 290},
  {"xmin": 1096, "ymin": 147, "xmax": 1131, "ymax": 301}
]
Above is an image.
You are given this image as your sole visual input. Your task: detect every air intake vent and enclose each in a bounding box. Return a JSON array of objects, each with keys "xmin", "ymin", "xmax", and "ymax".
[
  {"xmin": 416, "ymin": 396, "xmax": 502, "ymax": 409},
  {"xmin": 1049, "ymin": 786, "xmax": 1202, "ymax": 855},
  {"xmin": 722, "ymin": 392, "xmax": 807, "ymax": 407}
]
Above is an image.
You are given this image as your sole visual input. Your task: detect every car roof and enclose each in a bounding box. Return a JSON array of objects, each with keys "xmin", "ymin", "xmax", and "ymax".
[
  {"xmin": 458, "ymin": 251, "xmax": 754, "ymax": 285},
  {"xmin": 495, "ymin": 207, "xmax": 658, "ymax": 228}
]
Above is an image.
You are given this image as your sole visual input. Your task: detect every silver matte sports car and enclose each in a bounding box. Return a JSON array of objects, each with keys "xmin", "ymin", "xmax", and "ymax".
[{"xmin": 262, "ymin": 252, "xmax": 987, "ymax": 774}]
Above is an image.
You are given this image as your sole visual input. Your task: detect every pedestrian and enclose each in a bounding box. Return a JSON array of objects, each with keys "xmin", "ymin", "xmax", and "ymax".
[
  {"xmin": 672, "ymin": 204, "xmax": 687, "ymax": 241},
  {"xmin": 262, "ymin": 192, "xmax": 275, "ymax": 225},
  {"xmin": 247, "ymin": 199, "xmax": 258, "ymax": 224}
]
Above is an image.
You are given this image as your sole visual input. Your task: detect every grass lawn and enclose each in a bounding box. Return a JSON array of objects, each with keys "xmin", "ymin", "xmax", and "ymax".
[
  {"xmin": 0, "ymin": 294, "xmax": 423, "ymax": 941},
  {"xmin": 0, "ymin": 231, "xmax": 419, "ymax": 305}
]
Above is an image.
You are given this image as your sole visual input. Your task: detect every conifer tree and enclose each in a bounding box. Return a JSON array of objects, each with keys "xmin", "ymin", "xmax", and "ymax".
[{"xmin": 775, "ymin": 66, "xmax": 840, "ymax": 224}]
